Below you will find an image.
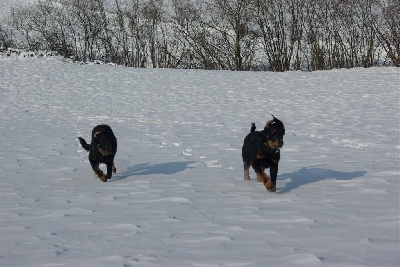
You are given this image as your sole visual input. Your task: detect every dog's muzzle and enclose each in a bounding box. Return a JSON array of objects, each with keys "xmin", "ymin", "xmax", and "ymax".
[{"xmin": 265, "ymin": 138, "xmax": 284, "ymax": 150}]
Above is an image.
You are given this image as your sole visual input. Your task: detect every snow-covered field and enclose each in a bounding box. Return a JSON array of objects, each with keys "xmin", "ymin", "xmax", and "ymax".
[{"xmin": 0, "ymin": 56, "xmax": 399, "ymax": 266}]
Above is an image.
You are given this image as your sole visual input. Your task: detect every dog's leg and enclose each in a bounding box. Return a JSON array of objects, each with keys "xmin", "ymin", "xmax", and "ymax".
[
  {"xmin": 112, "ymin": 163, "xmax": 116, "ymax": 173},
  {"xmin": 105, "ymin": 163, "xmax": 113, "ymax": 181},
  {"xmin": 243, "ymin": 162, "xmax": 251, "ymax": 180},
  {"xmin": 90, "ymin": 159, "xmax": 106, "ymax": 182},
  {"xmin": 252, "ymin": 162, "xmax": 267, "ymax": 183},
  {"xmin": 257, "ymin": 174, "xmax": 264, "ymax": 182},
  {"xmin": 265, "ymin": 164, "xmax": 278, "ymax": 192},
  {"xmin": 259, "ymin": 169, "xmax": 271, "ymax": 183},
  {"xmin": 244, "ymin": 169, "xmax": 251, "ymax": 180},
  {"xmin": 257, "ymin": 169, "xmax": 264, "ymax": 182}
]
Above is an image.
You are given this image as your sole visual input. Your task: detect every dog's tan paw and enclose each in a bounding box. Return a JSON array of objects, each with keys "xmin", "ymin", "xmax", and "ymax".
[
  {"xmin": 99, "ymin": 174, "xmax": 107, "ymax": 182},
  {"xmin": 264, "ymin": 180, "xmax": 276, "ymax": 192}
]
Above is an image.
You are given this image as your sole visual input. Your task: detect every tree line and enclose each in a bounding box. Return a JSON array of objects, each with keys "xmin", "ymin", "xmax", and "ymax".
[{"xmin": 1, "ymin": 0, "xmax": 399, "ymax": 71}]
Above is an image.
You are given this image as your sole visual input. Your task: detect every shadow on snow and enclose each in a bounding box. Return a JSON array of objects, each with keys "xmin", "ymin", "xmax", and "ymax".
[
  {"xmin": 113, "ymin": 161, "xmax": 195, "ymax": 181},
  {"xmin": 278, "ymin": 167, "xmax": 367, "ymax": 193}
]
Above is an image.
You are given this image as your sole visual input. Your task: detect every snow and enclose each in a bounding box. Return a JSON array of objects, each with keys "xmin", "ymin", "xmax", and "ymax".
[{"xmin": 0, "ymin": 56, "xmax": 399, "ymax": 266}]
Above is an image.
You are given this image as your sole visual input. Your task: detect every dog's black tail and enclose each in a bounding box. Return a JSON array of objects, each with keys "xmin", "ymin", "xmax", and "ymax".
[
  {"xmin": 78, "ymin": 137, "xmax": 91, "ymax": 151},
  {"xmin": 250, "ymin": 123, "xmax": 256, "ymax": 133}
]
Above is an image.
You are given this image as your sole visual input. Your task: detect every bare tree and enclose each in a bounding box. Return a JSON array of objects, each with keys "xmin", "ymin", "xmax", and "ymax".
[
  {"xmin": 208, "ymin": 0, "xmax": 257, "ymax": 70},
  {"xmin": 172, "ymin": 0, "xmax": 257, "ymax": 70},
  {"xmin": 170, "ymin": 0, "xmax": 217, "ymax": 69},
  {"xmin": 61, "ymin": 0, "xmax": 105, "ymax": 61},
  {"xmin": 373, "ymin": 0, "xmax": 399, "ymax": 66},
  {"xmin": 125, "ymin": 0, "xmax": 148, "ymax": 67},
  {"xmin": 9, "ymin": 4, "xmax": 42, "ymax": 50},
  {"xmin": 0, "ymin": 22, "xmax": 15, "ymax": 50},
  {"xmin": 256, "ymin": 0, "xmax": 305, "ymax": 71},
  {"xmin": 26, "ymin": 0, "xmax": 75, "ymax": 58},
  {"xmin": 3, "ymin": 0, "xmax": 397, "ymax": 69},
  {"xmin": 142, "ymin": 0, "xmax": 163, "ymax": 68}
]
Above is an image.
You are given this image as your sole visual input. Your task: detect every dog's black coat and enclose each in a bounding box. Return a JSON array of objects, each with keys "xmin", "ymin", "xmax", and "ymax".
[
  {"xmin": 78, "ymin": 124, "xmax": 117, "ymax": 182},
  {"xmin": 242, "ymin": 116, "xmax": 285, "ymax": 192}
]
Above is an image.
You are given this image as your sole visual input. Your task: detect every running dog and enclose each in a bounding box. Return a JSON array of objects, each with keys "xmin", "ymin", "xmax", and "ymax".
[
  {"xmin": 78, "ymin": 124, "xmax": 117, "ymax": 182},
  {"xmin": 242, "ymin": 115, "xmax": 285, "ymax": 192}
]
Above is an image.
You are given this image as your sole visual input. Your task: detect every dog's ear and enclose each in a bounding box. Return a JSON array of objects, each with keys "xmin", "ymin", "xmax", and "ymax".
[
  {"xmin": 94, "ymin": 131, "xmax": 102, "ymax": 139},
  {"xmin": 265, "ymin": 119, "xmax": 274, "ymax": 128},
  {"xmin": 264, "ymin": 119, "xmax": 276, "ymax": 137}
]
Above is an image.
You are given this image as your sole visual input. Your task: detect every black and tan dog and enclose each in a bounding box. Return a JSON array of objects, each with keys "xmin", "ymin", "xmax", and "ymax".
[
  {"xmin": 242, "ymin": 115, "xmax": 285, "ymax": 192},
  {"xmin": 78, "ymin": 124, "xmax": 117, "ymax": 182}
]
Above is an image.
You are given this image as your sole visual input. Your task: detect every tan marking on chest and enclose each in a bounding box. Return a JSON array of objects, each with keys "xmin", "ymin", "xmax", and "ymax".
[{"xmin": 256, "ymin": 154, "xmax": 265, "ymax": 159}]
